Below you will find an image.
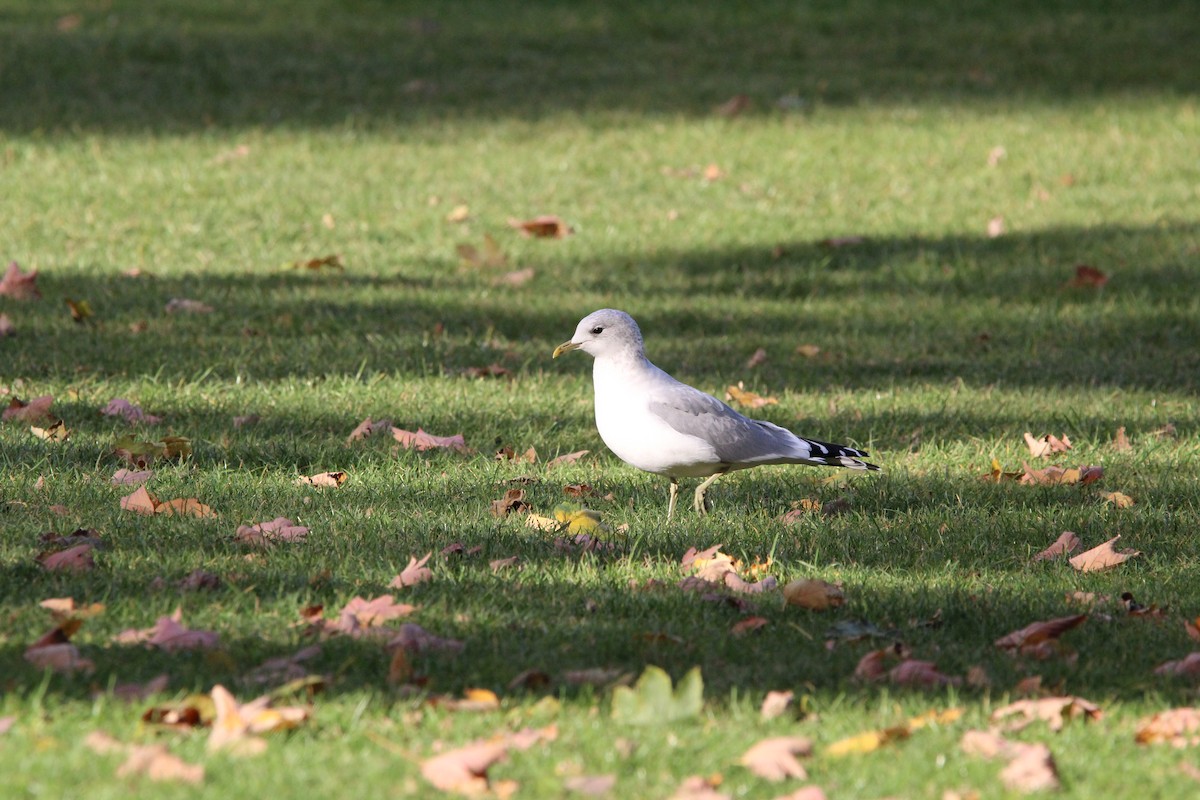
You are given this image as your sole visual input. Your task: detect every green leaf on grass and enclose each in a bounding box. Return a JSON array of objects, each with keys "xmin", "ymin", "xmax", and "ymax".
[{"xmin": 611, "ymin": 665, "xmax": 702, "ymax": 725}]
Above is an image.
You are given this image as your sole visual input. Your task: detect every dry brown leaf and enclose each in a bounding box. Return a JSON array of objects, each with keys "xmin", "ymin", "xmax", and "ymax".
[
  {"xmin": 1185, "ymin": 617, "xmax": 1200, "ymax": 642},
  {"xmin": 1032, "ymin": 530, "xmax": 1082, "ymax": 561},
  {"xmin": 563, "ymin": 774, "xmax": 617, "ymax": 795},
  {"xmin": 111, "ymin": 468, "xmax": 154, "ymax": 486},
  {"xmin": 546, "ymin": 449, "xmax": 589, "ymax": 469},
  {"xmin": 85, "ymin": 732, "xmax": 204, "ymax": 784},
  {"xmin": 338, "ymin": 595, "xmax": 417, "ymax": 632},
  {"xmin": 783, "ymin": 579, "xmax": 844, "ymax": 611},
  {"xmin": 393, "ymin": 427, "xmax": 469, "ymax": 453},
  {"xmin": 446, "ymin": 204, "xmax": 471, "ymax": 223},
  {"xmin": 760, "ymin": 690, "xmax": 794, "ymax": 720},
  {"xmin": 4, "ymin": 395, "xmax": 54, "ymax": 423},
  {"xmin": 1099, "ymin": 490, "xmax": 1135, "ymax": 508},
  {"xmin": 1113, "ymin": 426, "xmax": 1132, "ymax": 451},
  {"xmin": 980, "ymin": 458, "xmax": 1023, "ymax": 482},
  {"xmin": 991, "ymin": 696, "xmax": 1102, "ymax": 732},
  {"xmin": 1067, "ymin": 264, "xmax": 1108, "ymax": 287},
  {"xmin": 155, "ymin": 497, "xmax": 216, "ymax": 518},
  {"xmin": 235, "ymin": 516, "xmax": 309, "ymax": 546},
  {"xmin": 114, "ymin": 608, "xmax": 220, "ymax": 651},
  {"xmin": 702, "ymin": 163, "xmax": 725, "ymax": 182},
  {"xmin": 745, "ymin": 348, "xmax": 768, "ymax": 369},
  {"xmin": 739, "ymin": 736, "xmax": 813, "ymax": 781},
  {"xmin": 670, "ymin": 775, "xmax": 730, "ymax": 800},
  {"xmin": 295, "ymin": 471, "xmax": 347, "ymax": 488},
  {"xmin": 110, "ymin": 673, "xmax": 171, "ymax": 702},
  {"xmin": 794, "ymin": 343, "xmax": 821, "ymax": 358},
  {"xmin": 102, "ymin": 398, "xmax": 162, "ymax": 425},
  {"xmin": 291, "ymin": 254, "xmax": 343, "ymax": 271},
  {"xmin": 986, "ymin": 216, "xmax": 1005, "ymax": 238},
  {"xmin": 421, "ymin": 739, "xmax": 509, "ymax": 794},
  {"xmin": 961, "ymin": 730, "xmax": 1060, "ymax": 793},
  {"xmin": 461, "ymin": 363, "xmax": 512, "ymax": 379},
  {"xmin": 491, "ymin": 489, "xmax": 529, "ymax": 517},
  {"xmin": 38, "ymin": 543, "xmax": 95, "ymax": 573},
  {"xmin": 389, "ymin": 552, "xmax": 434, "ymax": 588},
  {"xmin": 209, "ymin": 684, "xmax": 310, "ymax": 754},
  {"xmin": 726, "ymin": 383, "xmax": 777, "ymax": 408},
  {"xmin": 347, "ymin": 417, "xmax": 394, "ymax": 442},
  {"xmin": 388, "ymin": 623, "xmax": 464, "ymax": 654},
  {"xmin": 1154, "ymin": 653, "xmax": 1200, "ymax": 678},
  {"xmin": 508, "ymin": 215, "xmax": 572, "ymax": 238},
  {"xmin": 1023, "ymin": 432, "xmax": 1072, "ymax": 458},
  {"xmin": 995, "ymin": 614, "xmax": 1087, "ymax": 656},
  {"xmin": 39, "ymin": 597, "xmax": 105, "ymax": 620},
  {"xmin": 120, "ymin": 485, "xmax": 159, "ymax": 515},
  {"xmin": 1069, "ymin": 535, "xmax": 1140, "ymax": 572},
  {"xmin": 888, "ymin": 658, "xmax": 961, "ymax": 688},
  {"xmin": 0, "ymin": 261, "xmax": 41, "ymax": 299},
  {"xmin": 730, "ymin": 616, "xmax": 769, "ymax": 636},
  {"xmin": 490, "ymin": 555, "xmax": 520, "ymax": 572},
  {"xmin": 1135, "ymin": 708, "xmax": 1200, "ymax": 746}
]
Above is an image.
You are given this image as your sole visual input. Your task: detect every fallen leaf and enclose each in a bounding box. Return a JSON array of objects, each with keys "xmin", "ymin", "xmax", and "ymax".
[
  {"xmin": 494, "ymin": 267, "xmax": 535, "ymax": 287},
  {"xmin": 155, "ymin": 497, "xmax": 216, "ymax": 518},
  {"xmin": 457, "ymin": 233, "xmax": 507, "ymax": 268},
  {"xmin": 714, "ymin": 94, "xmax": 751, "ymax": 117},
  {"xmin": 961, "ymin": 730, "xmax": 1059, "ymax": 793},
  {"xmin": 546, "ymin": 449, "xmax": 589, "ymax": 469},
  {"xmin": 1099, "ymin": 490, "xmax": 1135, "ymax": 508},
  {"xmin": 783, "ymin": 579, "xmax": 844, "ymax": 611},
  {"xmin": 888, "ymin": 658, "xmax": 961, "ymax": 688},
  {"xmin": 109, "ymin": 674, "xmax": 171, "ymax": 702},
  {"xmin": 564, "ymin": 774, "xmax": 617, "ymax": 796},
  {"xmin": 740, "ymin": 736, "xmax": 812, "ymax": 781},
  {"xmin": 38, "ymin": 543, "xmax": 95, "ymax": 572},
  {"xmin": 64, "ymin": 297, "xmax": 92, "ymax": 323},
  {"xmin": 508, "ymin": 215, "xmax": 572, "ymax": 238},
  {"xmin": 760, "ymin": 690, "xmax": 794, "ymax": 720},
  {"xmin": 491, "ymin": 489, "xmax": 529, "ymax": 517},
  {"xmin": 1186, "ymin": 618, "xmax": 1200, "ymax": 642},
  {"xmin": 611, "ymin": 665, "xmax": 703, "ymax": 725},
  {"xmin": 1067, "ymin": 264, "xmax": 1108, "ymax": 288},
  {"xmin": 745, "ymin": 348, "xmax": 768, "ymax": 369},
  {"xmin": 295, "ymin": 471, "xmax": 347, "ymax": 488},
  {"xmin": 981, "ymin": 458, "xmax": 1024, "ymax": 482},
  {"xmin": 337, "ymin": 595, "xmax": 417, "ymax": 634},
  {"xmin": 114, "ymin": 608, "xmax": 220, "ymax": 651},
  {"xmin": 490, "ymin": 555, "xmax": 521, "ymax": 572},
  {"xmin": 421, "ymin": 739, "xmax": 509, "ymax": 794},
  {"xmin": 795, "ymin": 344, "xmax": 821, "ymax": 358},
  {"xmin": 85, "ymin": 732, "xmax": 204, "ymax": 783},
  {"xmin": 246, "ymin": 645, "xmax": 322, "ymax": 686},
  {"xmin": 702, "ymin": 163, "xmax": 724, "ymax": 181},
  {"xmin": 111, "ymin": 468, "xmax": 154, "ymax": 486},
  {"xmin": 446, "ymin": 204, "xmax": 470, "ymax": 223},
  {"xmin": 1154, "ymin": 653, "xmax": 1200, "ymax": 678},
  {"xmin": 669, "ymin": 775, "xmax": 729, "ymax": 800},
  {"xmin": 770, "ymin": 788, "xmax": 827, "ymax": 800},
  {"xmin": 1135, "ymin": 708, "xmax": 1200, "ymax": 746},
  {"xmin": 39, "ymin": 597, "xmax": 106, "ymax": 620},
  {"xmin": 292, "ymin": 254, "xmax": 343, "ymax": 271},
  {"xmin": 101, "ymin": 398, "xmax": 162, "ymax": 425},
  {"xmin": 1020, "ymin": 462, "xmax": 1101, "ymax": 486},
  {"xmin": 995, "ymin": 614, "xmax": 1087, "ymax": 656},
  {"xmin": 1113, "ymin": 426, "xmax": 1132, "ymax": 451},
  {"xmin": 393, "ymin": 427, "xmax": 469, "ymax": 453},
  {"xmin": 120, "ymin": 485, "xmax": 159, "ymax": 514},
  {"xmin": 3, "ymin": 395, "xmax": 54, "ymax": 423},
  {"xmin": 991, "ymin": 696, "xmax": 1103, "ymax": 732},
  {"xmin": 389, "ymin": 623, "xmax": 465, "ymax": 654},
  {"xmin": 0, "ymin": 261, "xmax": 40, "ymax": 299},
  {"xmin": 389, "ymin": 552, "xmax": 433, "ymax": 588},
  {"xmin": 235, "ymin": 516, "xmax": 309, "ymax": 546},
  {"xmin": 986, "ymin": 216, "xmax": 1005, "ymax": 238},
  {"xmin": 208, "ymin": 684, "xmax": 310, "ymax": 754},
  {"xmin": 25, "ymin": 619, "xmax": 94, "ymax": 674},
  {"xmin": 726, "ymin": 383, "xmax": 777, "ymax": 408},
  {"xmin": 164, "ymin": 297, "xmax": 214, "ymax": 314},
  {"xmin": 460, "ymin": 363, "xmax": 511, "ymax": 379},
  {"xmin": 347, "ymin": 417, "xmax": 394, "ymax": 442},
  {"xmin": 1023, "ymin": 432, "xmax": 1072, "ymax": 458},
  {"xmin": 1032, "ymin": 530, "xmax": 1082, "ymax": 561},
  {"xmin": 1069, "ymin": 535, "xmax": 1140, "ymax": 572},
  {"xmin": 731, "ymin": 616, "xmax": 769, "ymax": 636},
  {"xmin": 987, "ymin": 145, "xmax": 1007, "ymax": 166}
]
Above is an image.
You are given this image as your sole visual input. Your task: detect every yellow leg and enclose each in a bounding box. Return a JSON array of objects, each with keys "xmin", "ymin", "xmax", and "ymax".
[
  {"xmin": 667, "ymin": 479, "xmax": 679, "ymax": 520},
  {"xmin": 692, "ymin": 471, "xmax": 727, "ymax": 515}
]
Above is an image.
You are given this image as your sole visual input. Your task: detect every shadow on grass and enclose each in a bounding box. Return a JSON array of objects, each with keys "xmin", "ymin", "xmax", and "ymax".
[{"xmin": 2, "ymin": 0, "xmax": 1197, "ymax": 134}]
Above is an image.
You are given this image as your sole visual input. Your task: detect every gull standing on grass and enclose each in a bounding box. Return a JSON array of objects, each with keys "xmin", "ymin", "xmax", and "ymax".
[{"xmin": 553, "ymin": 309, "xmax": 881, "ymax": 519}]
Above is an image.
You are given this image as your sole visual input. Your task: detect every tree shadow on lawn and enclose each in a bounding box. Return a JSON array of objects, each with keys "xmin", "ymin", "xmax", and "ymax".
[
  {"xmin": 5, "ymin": 221, "xmax": 1199, "ymax": 399},
  {"xmin": 2, "ymin": 0, "xmax": 1197, "ymax": 134}
]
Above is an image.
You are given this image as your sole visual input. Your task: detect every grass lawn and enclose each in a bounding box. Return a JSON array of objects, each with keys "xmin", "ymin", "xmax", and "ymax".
[{"xmin": 2, "ymin": 0, "xmax": 1200, "ymax": 797}]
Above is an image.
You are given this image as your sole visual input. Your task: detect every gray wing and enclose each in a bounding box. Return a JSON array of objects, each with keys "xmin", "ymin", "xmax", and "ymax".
[{"xmin": 648, "ymin": 384, "xmax": 800, "ymax": 466}]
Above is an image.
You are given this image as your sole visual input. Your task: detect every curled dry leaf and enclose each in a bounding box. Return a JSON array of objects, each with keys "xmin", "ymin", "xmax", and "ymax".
[
  {"xmin": 38, "ymin": 543, "xmax": 95, "ymax": 573},
  {"xmin": 208, "ymin": 684, "xmax": 310, "ymax": 754},
  {"xmin": 421, "ymin": 739, "xmax": 509, "ymax": 794},
  {"xmin": 25, "ymin": 619, "xmax": 94, "ymax": 674},
  {"xmin": 508, "ymin": 214, "xmax": 573, "ymax": 238},
  {"xmin": 389, "ymin": 552, "xmax": 434, "ymax": 588},
  {"xmin": 295, "ymin": 471, "xmax": 347, "ymax": 488},
  {"xmin": 1135, "ymin": 708, "xmax": 1200, "ymax": 746},
  {"xmin": 347, "ymin": 417, "xmax": 394, "ymax": 443},
  {"xmin": 39, "ymin": 597, "xmax": 105, "ymax": 620},
  {"xmin": 111, "ymin": 468, "xmax": 153, "ymax": 486},
  {"xmin": 887, "ymin": 658, "xmax": 961, "ymax": 688},
  {"xmin": 491, "ymin": 489, "xmax": 529, "ymax": 517},
  {"xmin": 235, "ymin": 516, "xmax": 309, "ymax": 546},
  {"xmin": 726, "ymin": 383, "xmax": 777, "ymax": 408},
  {"xmin": 991, "ymin": 696, "xmax": 1103, "ymax": 732},
  {"xmin": 101, "ymin": 398, "xmax": 162, "ymax": 425},
  {"xmin": 760, "ymin": 690, "xmax": 794, "ymax": 720},
  {"xmin": 1020, "ymin": 462, "xmax": 1102, "ymax": 486},
  {"xmin": 783, "ymin": 578, "xmax": 844, "ymax": 611},
  {"xmin": 1069, "ymin": 535, "xmax": 1140, "ymax": 572},
  {"xmin": 1023, "ymin": 432, "xmax": 1072, "ymax": 458},
  {"xmin": 1032, "ymin": 530, "xmax": 1082, "ymax": 561},
  {"xmin": 114, "ymin": 608, "xmax": 220, "ymax": 651},
  {"xmin": 740, "ymin": 736, "xmax": 813, "ymax": 781},
  {"xmin": 994, "ymin": 614, "xmax": 1087, "ymax": 657},
  {"xmin": 546, "ymin": 449, "xmax": 589, "ymax": 469},
  {"xmin": 177, "ymin": 568, "xmax": 221, "ymax": 592},
  {"xmin": 393, "ymin": 427, "xmax": 469, "ymax": 453},
  {"xmin": 1099, "ymin": 490, "xmax": 1135, "ymax": 508},
  {"xmin": 1154, "ymin": 653, "xmax": 1200, "ymax": 678}
]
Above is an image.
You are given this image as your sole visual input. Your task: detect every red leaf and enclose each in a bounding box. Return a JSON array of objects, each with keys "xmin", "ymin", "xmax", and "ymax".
[
  {"xmin": 507, "ymin": 215, "xmax": 573, "ymax": 238},
  {"xmin": 0, "ymin": 261, "xmax": 41, "ymax": 299}
]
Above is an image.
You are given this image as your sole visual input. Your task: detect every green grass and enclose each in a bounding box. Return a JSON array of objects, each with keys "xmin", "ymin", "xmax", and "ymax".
[{"xmin": 2, "ymin": 0, "xmax": 1200, "ymax": 797}]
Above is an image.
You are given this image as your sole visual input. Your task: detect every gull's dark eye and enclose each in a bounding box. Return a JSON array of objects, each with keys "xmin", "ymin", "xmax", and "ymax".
[{"xmin": 590, "ymin": 326, "xmax": 604, "ymax": 335}]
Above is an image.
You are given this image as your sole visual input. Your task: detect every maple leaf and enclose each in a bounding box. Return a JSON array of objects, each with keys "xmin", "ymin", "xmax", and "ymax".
[
  {"xmin": 1032, "ymin": 530, "xmax": 1082, "ymax": 561},
  {"xmin": 164, "ymin": 297, "xmax": 214, "ymax": 314},
  {"xmin": 208, "ymin": 684, "xmax": 310, "ymax": 754},
  {"xmin": 611, "ymin": 665, "xmax": 703, "ymax": 725},
  {"xmin": 101, "ymin": 398, "xmax": 162, "ymax": 425},
  {"xmin": 336, "ymin": 595, "xmax": 416, "ymax": 635},
  {"xmin": 760, "ymin": 690, "xmax": 794, "ymax": 720},
  {"xmin": 1068, "ymin": 535, "xmax": 1140, "ymax": 572},
  {"xmin": 120, "ymin": 485, "xmax": 159, "ymax": 514},
  {"xmin": 85, "ymin": 731, "xmax": 204, "ymax": 784},
  {"xmin": 155, "ymin": 497, "xmax": 216, "ymax": 518},
  {"xmin": 389, "ymin": 552, "xmax": 433, "ymax": 588},
  {"xmin": 994, "ymin": 614, "xmax": 1087, "ymax": 656},
  {"xmin": 421, "ymin": 739, "xmax": 509, "ymax": 794},
  {"xmin": 393, "ymin": 427, "xmax": 469, "ymax": 453},
  {"xmin": 1135, "ymin": 708, "xmax": 1200, "ymax": 746},
  {"xmin": 235, "ymin": 516, "xmax": 309, "ymax": 546},
  {"xmin": 0, "ymin": 261, "xmax": 40, "ymax": 299},
  {"xmin": 783, "ymin": 578, "xmax": 845, "ymax": 610},
  {"xmin": 546, "ymin": 449, "xmax": 589, "ymax": 469},
  {"xmin": 38, "ymin": 543, "xmax": 95, "ymax": 572},
  {"xmin": 457, "ymin": 233, "xmax": 507, "ymax": 268},
  {"xmin": 1067, "ymin": 264, "xmax": 1108, "ymax": 287},
  {"xmin": 739, "ymin": 737, "xmax": 812, "ymax": 782},
  {"xmin": 295, "ymin": 470, "xmax": 347, "ymax": 488},
  {"xmin": 726, "ymin": 383, "xmax": 777, "ymax": 408},
  {"xmin": 1020, "ymin": 462, "xmax": 1102, "ymax": 485},
  {"xmin": 347, "ymin": 417, "xmax": 393, "ymax": 442},
  {"xmin": 1154, "ymin": 653, "xmax": 1200, "ymax": 678},
  {"xmin": 114, "ymin": 608, "xmax": 219, "ymax": 651},
  {"xmin": 991, "ymin": 696, "xmax": 1103, "ymax": 732},
  {"xmin": 3, "ymin": 395, "xmax": 54, "ymax": 423},
  {"xmin": 961, "ymin": 730, "xmax": 1060, "ymax": 792},
  {"xmin": 1023, "ymin": 431, "xmax": 1072, "ymax": 458},
  {"xmin": 508, "ymin": 215, "xmax": 572, "ymax": 238}
]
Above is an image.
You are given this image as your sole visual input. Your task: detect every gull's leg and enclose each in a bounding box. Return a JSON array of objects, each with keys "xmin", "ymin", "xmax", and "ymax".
[
  {"xmin": 667, "ymin": 478, "xmax": 679, "ymax": 521},
  {"xmin": 692, "ymin": 469, "xmax": 728, "ymax": 515}
]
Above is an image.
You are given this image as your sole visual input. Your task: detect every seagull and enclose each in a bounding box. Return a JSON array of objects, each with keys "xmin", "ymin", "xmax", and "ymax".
[{"xmin": 553, "ymin": 309, "xmax": 880, "ymax": 519}]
